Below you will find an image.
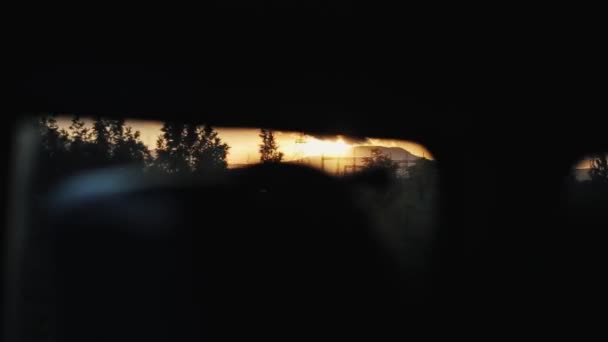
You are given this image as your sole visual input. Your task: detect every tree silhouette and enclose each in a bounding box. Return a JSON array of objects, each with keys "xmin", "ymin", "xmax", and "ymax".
[
  {"xmin": 36, "ymin": 115, "xmax": 152, "ymax": 189},
  {"xmin": 590, "ymin": 154, "xmax": 608, "ymax": 183},
  {"xmin": 39, "ymin": 115, "xmax": 70, "ymax": 161},
  {"xmin": 36, "ymin": 115, "xmax": 229, "ymax": 185},
  {"xmin": 110, "ymin": 121, "xmax": 151, "ymax": 167},
  {"xmin": 65, "ymin": 116, "xmax": 97, "ymax": 172},
  {"xmin": 154, "ymin": 122, "xmax": 229, "ymax": 174},
  {"xmin": 76, "ymin": 117, "xmax": 151, "ymax": 169},
  {"xmin": 362, "ymin": 148, "xmax": 399, "ymax": 176},
  {"xmin": 37, "ymin": 115, "xmax": 71, "ymax": 190},
  {"xmin": 259, "ymin": 129, "xmax": 283, "ymax": 163},
  {"xmin": 183, "ymin": 124, "xmax": 199, "ymax": 167},
  {"xmin": 154, "ymin": 122, "xmax": 190, "ymax": 174},
  {"xmin": 192, "ymin": 125, "xmax": 230, "ymax": 173},
  {"xmin": 91, "ymin": 117, "xmax": 112, "ymax": 162}
]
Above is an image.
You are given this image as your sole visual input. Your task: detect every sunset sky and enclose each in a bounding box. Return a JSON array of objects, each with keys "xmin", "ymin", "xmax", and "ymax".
[
  {"xmin": 126, "ymin": 119, "xmax": 433, "ymax": 165},
  {"xmin": 54, "ymin": 116, "xmax": 603, "ymax": 175}
]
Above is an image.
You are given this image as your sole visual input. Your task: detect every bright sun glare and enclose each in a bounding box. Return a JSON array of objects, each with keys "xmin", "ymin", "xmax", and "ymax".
[{"xmin": 298, "ymin": 137, "xmax": 351, "ymax": 157}]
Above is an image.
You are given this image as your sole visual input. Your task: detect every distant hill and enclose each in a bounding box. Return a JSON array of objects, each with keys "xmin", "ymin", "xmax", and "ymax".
[
  {"xmin": 288, "ymin": 146, "xmax": 421, "ymax": 175},
  {"xmin": 352, "ymin": 146, "xmax": 419, "ymax": 161}
]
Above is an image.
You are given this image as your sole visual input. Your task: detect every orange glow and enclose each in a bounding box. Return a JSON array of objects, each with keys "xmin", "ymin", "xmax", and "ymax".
[
  {"xmin": 56, "ymin": 117, "xmax": 433, "ymax": 165},
  {"xmin": 296, "ymin": 137, "xmax": 351, "ymax": 158}
]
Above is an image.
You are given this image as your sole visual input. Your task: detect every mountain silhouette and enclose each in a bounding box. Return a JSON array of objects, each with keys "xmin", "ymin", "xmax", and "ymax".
[
  {"xmin": 290, "ymin": 146, "xmax": 420, "ymax": 175},
  {"xmin": 352, "ymin": 146, "xmax": 419, "ymax": 160}
]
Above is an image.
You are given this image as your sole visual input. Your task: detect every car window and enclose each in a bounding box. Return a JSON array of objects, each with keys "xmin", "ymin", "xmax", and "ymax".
[{"xmin": 9, "ymin": 114, "xmax": 440, "ymax": 341}]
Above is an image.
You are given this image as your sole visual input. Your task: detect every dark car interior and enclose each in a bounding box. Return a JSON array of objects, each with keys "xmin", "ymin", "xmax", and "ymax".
[{"xmin": 3, "ymin": 4, "xmax": 606, "ymax": 341}]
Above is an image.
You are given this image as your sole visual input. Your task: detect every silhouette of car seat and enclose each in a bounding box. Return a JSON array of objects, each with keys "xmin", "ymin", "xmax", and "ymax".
[{"xmin": 47, "ymin": 164, "xmax": 398, "ymax": 341}]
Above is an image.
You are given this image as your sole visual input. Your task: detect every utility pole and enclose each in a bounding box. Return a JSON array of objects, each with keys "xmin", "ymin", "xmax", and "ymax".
[
  {"xmin": 321, "ymin": 154, "xmax": 325, "ymax": 172},
  {"xmin": 336, "ymin": 156, "xmax": 341, "ymax": 176},
  {"xmin": 294, "ymin": 133, "xmax": 306, "ymax": 163}
]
